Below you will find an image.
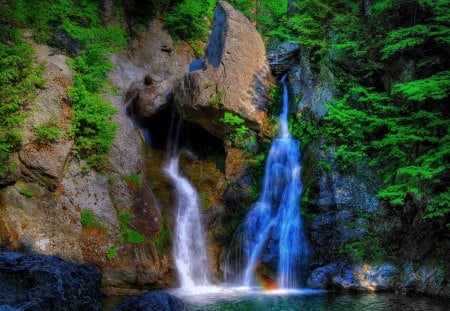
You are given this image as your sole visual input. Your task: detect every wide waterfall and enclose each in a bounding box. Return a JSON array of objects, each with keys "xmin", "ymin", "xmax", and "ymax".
[
  {"xmin": 238, "ymin": 74, "xmax": 309, "ymax": 288},
  {"xmin": 164, "ymin": 116, "xmax": 210, "ymax": 288}
]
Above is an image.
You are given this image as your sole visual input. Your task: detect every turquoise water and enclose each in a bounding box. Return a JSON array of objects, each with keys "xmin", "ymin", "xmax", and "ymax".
[
  {"xmin": 102, "ymin": 288, "xmax": 449, "ymax": 311},
  {"xmin": 182, "ymin": 291, "xmax": 448, "ymax": 311}
]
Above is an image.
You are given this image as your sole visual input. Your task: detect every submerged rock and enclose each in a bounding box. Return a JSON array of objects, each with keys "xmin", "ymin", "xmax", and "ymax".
[
  {"xmin": 174, "ymin": 1, "xmax": 273, "ymax": 137},
  {"xmin": 0, "ymin": 252, "xmax": 101, "ymax": 311},
  {"xmin": 113, "ymin": 291, "xmax": 186, "ymax": 311}
]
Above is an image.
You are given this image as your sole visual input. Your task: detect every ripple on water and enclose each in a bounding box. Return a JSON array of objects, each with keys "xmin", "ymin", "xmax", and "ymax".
[{"xmin": 166, "ymin": 286, "xmax": 448, "ymax": 311}]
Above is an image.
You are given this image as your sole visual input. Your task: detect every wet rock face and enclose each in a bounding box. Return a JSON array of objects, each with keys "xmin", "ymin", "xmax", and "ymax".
[
  {"xmin": 0, "ymin": 252, "xmax": 102, "ymax": 311},
  {"xmin": 267, "ymin": 42, "xmax": 300, "ymax": 76},
  {"xmin": 307, "ymin": 262, "xmax": 450, "ymax": 297},
  {"xmin": 113, "ymin": 291, "xmax": 186, "ymax": 311},
  {"xmin": 174, "ymin": 1, "xmax": 273, "ymax": 137}
]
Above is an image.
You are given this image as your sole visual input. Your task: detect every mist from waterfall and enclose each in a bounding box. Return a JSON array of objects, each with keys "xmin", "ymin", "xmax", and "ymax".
[
  {"xmin": 164, "ymin": 112, "xmax": 210, "ymax": 288},
  {"xmin": 227, "ymin": 74, "xmax": 309, "ymax": 289}
]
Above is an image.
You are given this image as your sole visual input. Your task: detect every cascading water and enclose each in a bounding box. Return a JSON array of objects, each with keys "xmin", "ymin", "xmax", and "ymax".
[
  {"xmin": 238, "ymin": 74, "xmax": 309, "ymax": 288},
  {"xmin": 164, "ymin": 115, "xmax": 210, "ymax": 288}
]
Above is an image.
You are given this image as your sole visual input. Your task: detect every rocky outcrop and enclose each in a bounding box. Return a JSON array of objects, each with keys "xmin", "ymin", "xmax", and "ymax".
[
  {"xmin": 306, "ymin": 262, "xmax": 450, "ymax": 298},
  {"xmin": 0, "ymin": 18, "xmax": 190, "ymax": 291},
  {"xmin": 113, "ymin": 291, "xmax": 186, "ymax": 311},
  {"xmin": 267, "ymin": 42, "xmax": 300, "ymax": 76},
  {"xmin": 174, "ymin": 1, "xmax": 273, "ymax": 137},
  {"xmin": 123, "ymin": 19, "xmax": 194, "ymax": 119},
  {"xmin": 0, "ymin": 252, "xmax": 101, "ymax": 311}
]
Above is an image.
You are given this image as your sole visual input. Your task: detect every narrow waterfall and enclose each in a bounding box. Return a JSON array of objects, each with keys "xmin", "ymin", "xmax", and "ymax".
[
  {"xmin": 164, "ymin": 115, "xmax": 210, "ymax": 288},
  {"xmin": 239, "ymin": 74, "xmax": 309, "ymax": 288}
]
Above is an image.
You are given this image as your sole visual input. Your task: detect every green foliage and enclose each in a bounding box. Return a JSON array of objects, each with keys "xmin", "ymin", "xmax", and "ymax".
[
  {"xmin": 34, "ymin": 117, "xmax": 62, "ymax": 145},
  {"xmin": 118, "ymin": 210, "xmax": 145, "ymax": 244},
  {"xmin": 319, "ymin": 0, "xmax": 450, "ymax": 225},
  {"xmin": 151, "ymin": 214, "xmax": 172, "ymax": 256},
  {"xmin": 220, "ymin": 112, "xmax": 245, "ymax": 126},
  {"xmin": 105, "ymin": 246, "xmax": 117, "ymax": 261},
  {"xmin": 121, "ymin": 173, "xmax": 142, "ymax": 188},
  {"xmin": 0, "ymin": 4, "xmax": 45, "ymax": 174},
  {"xmin": 288, "ymin": 112, "xmax": 320, "ymax": 149},
  {"xmin": 220, "ymin": 112, "xmax": 250, "ymax": 146},
  {"xmin": 2, "ymin": 1, "xmax": 127, "ymax": 171},
  {"xmin": 339, "ymin": 232, "xmax": 393, "ymax": 263},
  {"xmin": 164, "ymin": 0, "xmax": 216, "ymax": 41},
  {"xmin": 391, "ymin": 71, "xmax": 450, "ymax": 102},
  {"xmin": 120, "ymin": 228, "xmax": 145, "ymax": 244},
  {"xmin": 19, "ymin": 188, "xmax": 36, "ymax": 198},
  {"xmin": 80, "ymin": 209, "xmax": 107, "ymax": 231}
]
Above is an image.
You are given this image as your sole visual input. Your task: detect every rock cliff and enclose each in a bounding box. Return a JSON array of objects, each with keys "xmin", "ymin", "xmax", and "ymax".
[{"xmin": 174, "ymin": 1, "xmax": 273, "ymax": 137}]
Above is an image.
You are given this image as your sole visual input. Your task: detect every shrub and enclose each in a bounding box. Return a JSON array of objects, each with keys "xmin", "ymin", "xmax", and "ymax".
[
  {"xmin": 163, "ymin": 0, "xmax": 216, "ymax": 41},
  {"xmin": 34, "ymin": 117, "xmax": 62, "ymax": 145},
  {"xmin": 19, "ymin": 188, "xmax": 36, "ymax": 198}
]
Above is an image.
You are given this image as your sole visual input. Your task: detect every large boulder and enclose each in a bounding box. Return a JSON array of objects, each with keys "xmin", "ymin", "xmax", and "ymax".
[
  {"xmin": 113, "ymin": 291, "xmax": 186, "ymax": 311},
  {"xmin": 0, "ymin": 252, "xmax": 101, "ymax": 311},
  {"xmin": 174, "ymin": 1, "xmax": 273, "ymax": 137}
]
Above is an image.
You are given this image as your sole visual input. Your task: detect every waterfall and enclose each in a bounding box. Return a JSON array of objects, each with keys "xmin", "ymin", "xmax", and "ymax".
[
  {"xmin": 239, "ymin": 74, "xmax": 309, "ymax": 288},
  {"xmin": 164, "ymin": 114, "xmax": 210, "ymax": 288}
]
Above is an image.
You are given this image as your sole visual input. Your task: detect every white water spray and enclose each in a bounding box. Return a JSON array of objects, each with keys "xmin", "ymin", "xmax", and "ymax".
[{"xmin": 164, "ymin": 121, "xmax": 210, "ymax": 288}]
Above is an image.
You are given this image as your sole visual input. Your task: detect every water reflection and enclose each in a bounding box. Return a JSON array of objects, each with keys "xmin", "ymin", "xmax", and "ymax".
[{"xmin": 181, "ymin": 291, "xmax": 448, "ymax": 311}]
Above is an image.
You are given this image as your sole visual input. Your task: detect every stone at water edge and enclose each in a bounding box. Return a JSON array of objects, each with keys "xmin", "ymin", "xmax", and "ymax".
[
  {"xmin": 0, "ymin": 252, "xmax": 102, "ymax": 311},
  {"xmin": 113, "ymin": 291, "xmax": 187, "ymax": 311}
]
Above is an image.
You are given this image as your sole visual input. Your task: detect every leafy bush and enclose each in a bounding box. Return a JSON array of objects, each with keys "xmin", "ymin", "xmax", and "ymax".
[
  {"xmin": 19, "ymin": 188, "xmax": 36, "ymax": 198},
  {"xmin": 0, "ymin": 6, "xmax": 45, "ymax": 175},
  {"xmin": 34, "ymin": 117, "xmax": 62, "ymax": 145},
  {"xmin": 164, "ymin": 0, "xmax": 216, "ymax": 41}
]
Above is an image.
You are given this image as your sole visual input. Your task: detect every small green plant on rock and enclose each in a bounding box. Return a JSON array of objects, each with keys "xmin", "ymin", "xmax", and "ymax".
[
  {"xmin": 220, "ymin": 112, "xmax": 250, "ymax": 146},
  {"xmin": 19, "ymin": 188, "xmax": 36, "ymax": 198},
  {"xmin": 151, "ymin": 214, "xmax": 172, "ymax": 256},
  {"xmin": 118, "ymin": 210, "xmax": 145, "ymax": 244},
  {"xmin": 80, "ymin": 209, "xmax": 107, "ymax": 232},
  {"xmin": 105, "ymin": 246, "xmax": 117, "ymax": 261},
  {"xmin": 121, "ymin": 173, "xmax": 142, "ymax": 188},
  {"xmin": 33, "ymin": 116, "xmax": 62, "ymax": 146}
]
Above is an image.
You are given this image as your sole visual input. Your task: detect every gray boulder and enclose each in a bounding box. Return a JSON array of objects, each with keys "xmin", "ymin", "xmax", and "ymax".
[{"xmin": 174, "ymin": 1, "xmax": 273, "ymax": 137}]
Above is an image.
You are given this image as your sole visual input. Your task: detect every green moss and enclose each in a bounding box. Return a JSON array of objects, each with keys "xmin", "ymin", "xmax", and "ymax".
[
  {"xmin": 121, "ymin": 173, "xmax": 142, "ymax": 188},
  {"xmin": 118, "ymin": 210, "xmax": 145, "ymax": 244},
  {"xmin": 19, "ymin": 188, "xmax": 36, "ymax": 198},
  {"xmin": 105, "ymin": 246, "xmax": 117, "ymax": 261},
  {"xmin": 151, "ymin": 214, "xmax": 172, "ymax": 256},
  {"xmin": 80, "ymin": 209, "xmax": 107, "ymax": 231}
]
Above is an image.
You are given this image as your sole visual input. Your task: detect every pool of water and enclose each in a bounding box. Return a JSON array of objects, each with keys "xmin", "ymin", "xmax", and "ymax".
[{"xmin": 102, "ymin": 286, "xmax": 449, "ymax": 311}]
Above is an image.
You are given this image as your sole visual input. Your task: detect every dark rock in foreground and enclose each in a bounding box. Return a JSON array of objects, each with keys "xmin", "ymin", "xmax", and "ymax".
[
  {"xmin": 0, "ymin": 252, "xmax": 102, "ymax": 311},
  {"xmin": 113, "ymin": 291, "xmax": 186, "ymax": 311}
]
